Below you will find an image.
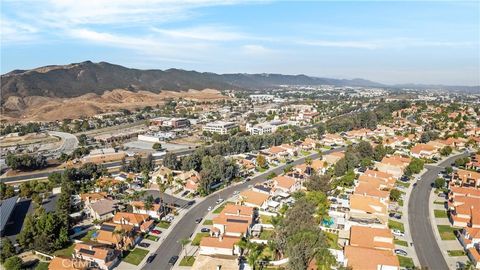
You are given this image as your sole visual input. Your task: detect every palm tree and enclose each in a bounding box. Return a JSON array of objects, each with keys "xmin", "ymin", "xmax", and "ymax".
[
  {"xmin": 180, "ymin": 238, "xmax": 191, "ymax": 257},
  {"xmin": 112, "ymin": 229, "xmax": 127, "ymax": 249},
  {"xmin": 462, "ymin": 260, "xmax": 475, "ymax": 270}
]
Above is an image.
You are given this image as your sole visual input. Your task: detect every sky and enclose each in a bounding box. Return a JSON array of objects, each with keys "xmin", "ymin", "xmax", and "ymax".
[{"xmin": 1, "ymin": 0, "xmax": 479, "ymax": 86}]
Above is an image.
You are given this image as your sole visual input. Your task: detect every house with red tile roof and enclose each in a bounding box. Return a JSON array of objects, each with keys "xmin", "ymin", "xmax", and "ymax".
[
  {"xmin": 73, "ymin": 243, "xmax": 120, "ymax": 270},
  {"xmin": 376, "ymin": 156, "xmax": 411, "ymax": 179},
  {"xmin": 112, "ymin": 212, "xmax": 150, "ymax": 227}
]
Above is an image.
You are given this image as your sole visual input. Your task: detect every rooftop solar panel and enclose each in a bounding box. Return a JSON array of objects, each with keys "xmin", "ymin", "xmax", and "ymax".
[
  {"xmin": 79, "ymin": 248, "xmax": 96, "ymax": 255},
  {"xmin": 226, "ymin": 218, "xmax": 248, "ymax": 224}
]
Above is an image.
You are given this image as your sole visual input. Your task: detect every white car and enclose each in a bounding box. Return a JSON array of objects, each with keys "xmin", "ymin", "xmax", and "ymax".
[
  {"xmin": 392, "ymin": 229, "xmax": 405, "ymax": 237},
  {"xmin": 233, "ymin": 190, "xmax": 240, "ymax": 195},
  {"xmin": 207, "ymin": 206, "xmax": 213, "ymax": 211}
]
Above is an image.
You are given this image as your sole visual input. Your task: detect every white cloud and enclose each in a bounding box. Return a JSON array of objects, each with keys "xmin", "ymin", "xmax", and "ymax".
[
  {"xmin": 299, "ymin": 38, "xmax": 477, "ymax": 49},
  {"xmin": 242, "ymin": 44, "xmax": 274, "ymax": 55},
  {"xmin": 152, "ymin": 25, "xmax": 251, "ymax": 41},
  {"xmin": 1, "ymin": 17, "xmax": 38, "ymax": 43}
]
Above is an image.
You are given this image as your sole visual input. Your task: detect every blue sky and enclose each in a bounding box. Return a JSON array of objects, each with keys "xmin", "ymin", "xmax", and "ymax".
[{"xmin": 1, "ymin": 1, "xmax": 479, "ymax": 85}]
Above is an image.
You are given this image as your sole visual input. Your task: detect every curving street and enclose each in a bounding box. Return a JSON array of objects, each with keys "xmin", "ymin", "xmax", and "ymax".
[
  {"xmin": 408, "ymin": 152, "xmax": 469, "ymax": 270},
  {"xmin": 142, "ymin": 147, "xmax": 344, "ymax": 270},
  {"xmin": 48, "ymin": 131, "xmax": 79, "ymax": 155}
]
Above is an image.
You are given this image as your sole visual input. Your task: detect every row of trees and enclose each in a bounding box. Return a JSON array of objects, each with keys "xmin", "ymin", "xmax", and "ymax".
[
  {"xmin": 5, "ymin": 153, "xmax": 47, "ymax": 170},
  {"xmin": 0, "ymin": 122, "xmax": 41, "ymax": 135},
  {"xmin": 325, "ymin": 100, "xmax": 410, "ymax": 133}
]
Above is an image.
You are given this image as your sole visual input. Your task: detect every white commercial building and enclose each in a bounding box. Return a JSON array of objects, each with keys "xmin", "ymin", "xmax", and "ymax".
[
  {"xmin": 203, "ymin": 121, "xmax": 238, "ymax": 135},
  {"xmin": 246, "ymin": 120, "xmax": 290, "ymax": 135}
]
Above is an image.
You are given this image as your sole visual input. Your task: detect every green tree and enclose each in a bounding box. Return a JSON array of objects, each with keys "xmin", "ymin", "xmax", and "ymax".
[
  {"xmin": 256, "ymin": 154, "xmax": 267, "ymax": 169},
  {"xmin": 440, "ymin": 146, "xmax": 453, "ymax": 156},
  {"xmin": 0, "ymin": 238, "xmax": 16, "ymax": 262},
  {"xmin": 434, "ymin": 178, "xmax": 446, "ymax": 189},
  {"xmin": 152, "ymin": 142, "xmax": 162, "ymax": 151},
  {"xmin": 3, "ymin": 256, "xmax": 23, "ymax": 270},
  {"xmin": 389, "ymin": 189, "xmax": 402, "ymax": 202}
]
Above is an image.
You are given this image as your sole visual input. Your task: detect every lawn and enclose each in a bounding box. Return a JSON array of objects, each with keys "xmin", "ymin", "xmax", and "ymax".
[
  {"xmin": 434, "ymin": 210, "xmax": 448, "ymax": 218},
  {"xmin": 447, "ymin": 250, "xmax": 466, "ymax": 256},
  {"xmin": 146, "ymin": 235, "xmax": 159, "ymax": 241},
  {"xmin": 260, "ymin": 215, "xmax": 273, "ymax": 224},
  {"xmin": 256, "ymin": 167, "xmax": 268, "ymax": 172},
  {"xmin": 301, "ymin": 150, "xmax": 311, "ymax": 156},
  {"xmin": 203, "ymin": 219, "xmax": 213, "ymax": 225},
  {"xmin": 157, "ymin": 220, "xmax": 171, "ymax": 229},
  {"xmin": 437, "ymin": 225, "xmax": 458, "ymax": 240},
  {"xmin": 53, "ymin": 243, "xmax": 75, "ymax": 257},
  {"xmin": 179, "ymin": 256, "xmax": 196, "ymax": 266},
  {"xmin": 80, "ymin": 229, "xmax": 97, "ymax": 242},
  {"xmin": 397, "ymin": 199, "xmax": 404, "ymax": 207},
  {"xmin": 213, "ymin": 202, "xmax": 233, "ymax": 214},
  {"xmin": 122, "ymin": 248, "xmax": 149, "ymax": 265},
  {"xmin": 397, "ymin": 256, "xmax": 415, "ymax": 268},
  {"xmin": 192, "ymin": 232, "xmax": 210, "ymax": 246},
  {"xmin": 388, "ymin": 220, "xmax": 405, "ymax": 233},
  {"xmin": 434, "ymin": 201, "xmax": 446, "ymax": 205},
  {"xmin": 35, "ymin": 262, "xmax": 49, "ymax": 270},
  {"xmin": 259, "ymin": 230, "xmax": 275, "ymax": 240},
  {"xmin": 394, "ymin": 239, "xmax": 408, "ymax": 247},
  {"xmin": 395, "ymin": 181, "xmax": 410, "ymax": 188},
  {"xmin": 325, "ymin": 231, "xmax": 341, "ymax": 250}
]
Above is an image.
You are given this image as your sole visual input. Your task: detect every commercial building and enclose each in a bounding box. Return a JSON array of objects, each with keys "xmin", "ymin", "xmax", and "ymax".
[{"xmin": 203, "ymin": 121, "xmax": 238, "ymax": 135}]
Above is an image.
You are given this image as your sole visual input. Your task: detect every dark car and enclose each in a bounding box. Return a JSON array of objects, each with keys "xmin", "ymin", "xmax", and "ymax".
[
  {"xmin": 139, "ymin": 242, "xmax": 150, "ymax": 248},
  {"xmin": 147, "ymin": 254, "xmax": 157, "ymax": 263},
  {"xmin": 182, "ymin": 190, "xmax": 190, "ymax": 196},
  {"xmin": 245, "ymin": 177, "xmax": 251, "ymax": 182},
  {"xmin": 195, "ymin": 218, "xmax": 202, "ymax": 224},
  {"xmin": 201, "ymin": 228, "xmax": 210, "ymax": 233},
  {"xmin": 286, "ymin": 159, "xmax": 293, "ymax": 164},
  {"xmin": 168, "ymin": 256, "xmax": 179, "ymax": 265},
  {"xmin": 413, "ymin": 183, "xmax": 417, "ymax": 187}
]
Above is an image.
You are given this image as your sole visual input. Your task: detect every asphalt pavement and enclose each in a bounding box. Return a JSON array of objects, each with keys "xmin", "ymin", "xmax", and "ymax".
[
  {"xmin": 142, "ymin": 147, "xmax": 344, "ymax": 270},
  {"xmin": 408, "ymin": 152, "xmax": 469, "ymax": 270}
]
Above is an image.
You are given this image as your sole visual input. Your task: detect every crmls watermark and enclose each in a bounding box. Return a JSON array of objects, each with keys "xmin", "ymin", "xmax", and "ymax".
[{"xmin": 61, "ymin": 258, "xmax": 91, "ymax": 268}]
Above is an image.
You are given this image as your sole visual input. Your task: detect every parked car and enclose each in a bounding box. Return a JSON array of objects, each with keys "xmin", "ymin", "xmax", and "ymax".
[
  {"xmin": 233, "ymin": 190, "xmax": 240, "ymax": 195},
  {"xmin": 168, "ymin": 256, "xmax": 179, "ymax": 265},
  {"xmin": 245, "ymin": 178, "xmax": 251, "ymax": 182},
  {"xmin": 392, "ymin": 229, "xmax": 405, "ymax": 237},
  {"xmin": 394, "ymin": 249, "xmax": 408, "ymax": 256},
  {"xmin": 182, "ymin": 190, "xmax": 190, "ymax": 197},
  {"xmin": 139, "ymin": 242, "xmax": 150, "ymax": 248},
  {"xmin": 413, "ymin": 183, "xmax": 417, "ymax": 187},
  {"xmin": 207, "ymin": 206, "xmax": 213, "ymax": 211},
  {"xmin": 216, "ymin": 198, "xmax": 224, "ymax": 204},
  {"xmin": 195, "ymin": 218, "xmax": 202, "ymax": 224},
  {"xmin": 438, "ymin": 193, "xmax": 446, "ymax": 198},
  {"xmin": 201, "ymin": 228, "xmax": 210, "ymax": 233},
  {"xmin": 151, "ymin": 229, "xmax": 161, "ymax": 235},
  {"xmin": 147, "ymin": 254, "xmax": 157, "ymax": 263}
]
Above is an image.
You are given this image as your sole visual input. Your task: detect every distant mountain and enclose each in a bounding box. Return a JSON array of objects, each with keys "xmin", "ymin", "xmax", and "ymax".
[{"xmin": 1, "ymin": 61, "xmax": 386, "ymax": 100}]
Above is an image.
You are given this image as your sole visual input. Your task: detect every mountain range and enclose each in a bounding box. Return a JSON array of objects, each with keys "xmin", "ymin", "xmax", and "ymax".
[
  {"xmin": 1, "ymin": 61, "xmax": 478, "ymax": 122},
  {"xmin": 2, "ymin": 61, "xmax": 478, "ymax": 100}
]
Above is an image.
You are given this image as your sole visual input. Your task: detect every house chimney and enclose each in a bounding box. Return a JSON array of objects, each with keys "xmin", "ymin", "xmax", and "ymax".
[
  {"xmin": 237, "ymin": 209, "xmax": 240, "ymax": 216},
  {"xmin": 216, "ymin": 265, "xmax": 222, "ymax": 270}
]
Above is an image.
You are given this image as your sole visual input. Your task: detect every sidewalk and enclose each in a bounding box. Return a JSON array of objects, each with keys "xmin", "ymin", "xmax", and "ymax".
[{"xmin": 428, "ymin": 188, "xmax": 469, "ymax": 269}]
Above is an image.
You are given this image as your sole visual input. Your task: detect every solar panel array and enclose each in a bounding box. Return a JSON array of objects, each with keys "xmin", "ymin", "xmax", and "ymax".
[
  {"xmin": 100, "ymin": 224, "xmax": 116, "ymax": 232},
  {"xmin": 79, "ymin": 248, "xmax": 96, "ymax": 255}
]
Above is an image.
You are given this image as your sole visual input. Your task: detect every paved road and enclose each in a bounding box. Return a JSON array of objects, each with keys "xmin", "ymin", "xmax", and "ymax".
[
  {"xmin": 142, "ymin": 147, "xmax": 344, "ymax": 270},
  {"xmin": 48, "ymin": 131, "xmax": 79, "ymax": 155},
  {"xmin": 408, "ymin": 152, "xmax": 469, "ymax": 270}
]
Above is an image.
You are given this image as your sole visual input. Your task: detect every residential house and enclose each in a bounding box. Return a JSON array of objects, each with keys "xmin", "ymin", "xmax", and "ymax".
[
  {"xmin": 86, "ymin": 199, "xmax": 119, "ymax": 221},
  {"xmin": 322, "ymin": 133, "xmax": 345, "ymax": 146},
  {"xmin": 344, "ymin": 245, "xmax": 399, "ymax": 270},
  {"xmin": 73, "ymin": 243, "xmax": 120, "ymax": 270},
  {"xmin": 452, "ymin": 170, "xmax": 480, "ymax": 188},
  {"xmin": 80, "ymin": 192, "xmax": 108, "ymax": 205},
  {"xmin": 48, "ymin": 257, "xmax": 88, "ymax": 270},
  {"xmin": 323, "ymin": 152, "xmax": 345, "ymax": 165},
  {"xmin": 130, "ymin": 201, "xmax": 165, "ymax": 219},
  {"xmin": 376, "ymin": 156, "xmax": 411, "ymax": 179},
  {"xmin": 112, "ymin": 212, "xmax": 150, "ymax": 227},
  {"xmin": 348, "ymin": 194, "xmax": 389, "ymax": 228},
  {"xmin": 273, "ymin": 175, "xmax": 301, "ymax": 193},
  {"xmin": 199, "ymin": 236, "xmax": 241, "ymax": 256},
  {"xmin": 238, "ymin": 190, "xmax": 270, "ymax": 209},
  {"xmin": 96, "ymin": 223, "xmax": 136, "ymax": 250},
  {"xmin": 211, "ymin": 205, "xmax": 254, "ymax": 237},
  {"xmin": 349, "ymin": 226, "xmax": 395, "ymax": 251},
  {"xmin": 410, "ymin": 144, "xmax": 438, "ymax": 159}
]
